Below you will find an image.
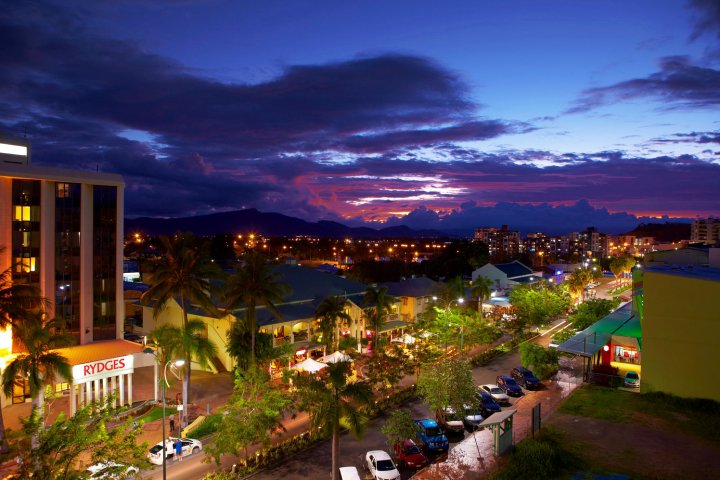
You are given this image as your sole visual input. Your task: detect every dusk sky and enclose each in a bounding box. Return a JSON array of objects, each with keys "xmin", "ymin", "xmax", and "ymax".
[{"xmin": 2, "ymin": 0, "xmax": 719, "ymax": 234}]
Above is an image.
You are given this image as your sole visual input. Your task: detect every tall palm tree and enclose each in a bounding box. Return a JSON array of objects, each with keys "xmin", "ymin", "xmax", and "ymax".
[
  {"xmin": 223, "ymin": 251, "xmax": 290, "ymax": 364},
  {"xmin": 471, "ymin": 275, "xmax": 494, "ymax": 317},
  {"xmin": 1, "ymin": 312, "xmax": 72, "ymax": 446},
  {"xmin": 315, "ymin": 296, "xmax": 352, "ymax": 352},
  {"xmin": 566, "ymin": 269, "xmax": 592, "ymax": 303},
  {"xmin": 0, "ymin": 249, "xmax": 48, "ymax": 453},
  {"xmin": 294, "ymin": 361, "xmax": 372, "ymax": 480},
  {"xmin": 141, "ymin": 232, "xmax": 220, "ymax": 426},
  {"xmin": 362, "ymin": 286, "xmax": 395, "ymax": 351},
  {"xmin": 150, "ymin": 320, "xmax": 217, "ymax": 425}
]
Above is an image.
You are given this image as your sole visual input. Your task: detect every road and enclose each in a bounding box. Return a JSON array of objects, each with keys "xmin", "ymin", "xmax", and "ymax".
[{"xmin": 142, "ymin": 319, "xmax": 567, "ymax": 480}]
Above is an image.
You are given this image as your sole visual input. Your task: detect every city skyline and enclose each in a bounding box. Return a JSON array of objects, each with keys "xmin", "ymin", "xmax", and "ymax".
[{"xmin": 1, "ymin": 0, "xmax": 719, "ymax": 233}]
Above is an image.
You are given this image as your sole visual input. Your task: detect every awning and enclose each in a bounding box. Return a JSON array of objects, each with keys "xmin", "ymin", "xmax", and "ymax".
[
  {"xmin": 557, "ymin": 303, "xmax": 640, "ymax": 357},
  {"xmin": 378, "ymin": 320, "xmax": 410, "ymax": 332},
  {"xmin": 53, "ymin": 339, "xmax": 146, "ymax": 366}
]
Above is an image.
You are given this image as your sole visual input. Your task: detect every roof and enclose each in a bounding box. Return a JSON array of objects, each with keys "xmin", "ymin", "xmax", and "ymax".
[
  {"xmin": 494, "ymin": 261, "xmax": 533, "ymax": 279},
  {"xmin": 255, "ymin": 302, "xmax": 319, "ymax": 326},
  {"xmin": 271, "ymin": 264, "xmax": 368, "ymax": 303},
  {"xmin": 644, "ymin": 265, "xmax": 720, "ymax": 282},
  {"xmin": 378, "ymin": 319, "xmax": 411, "ymax": 332},
  {"xmin": 415, "ymin": 419, "xmax": 438, "ymax": 427},
  {"xmin": 53, "ymin": 340, "xmax": 145, "ymax": 366},
  {"xmin": 478, "ymin": 409, "xmax": 517, "ymax": 428},
  {"xmin": 381, "ymin": 277, "xmax": 439, "ymax": 297},
  {"xmin": 557, "ymin": 303, "xmax": 640, "ymax": 357}
]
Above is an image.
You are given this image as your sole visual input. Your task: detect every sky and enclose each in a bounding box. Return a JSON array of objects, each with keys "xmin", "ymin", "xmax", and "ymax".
[{"xmin": 1, "ymin": 0, "xmax": 719, "ymax": 234}]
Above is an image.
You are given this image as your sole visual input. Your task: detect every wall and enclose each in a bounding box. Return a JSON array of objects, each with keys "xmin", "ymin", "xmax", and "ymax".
[{"xmin": 642, "ymin": 270, "xmax": 720, "ymax": 401}]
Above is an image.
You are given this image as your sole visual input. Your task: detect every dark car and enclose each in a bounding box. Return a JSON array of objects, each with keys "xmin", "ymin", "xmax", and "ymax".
[
  {"xmin": 462, "ymin": 404, "xmax": 484, "ymax": 431},
  {"xmin": 496, "ymin": 375, "xmax": 523, "ymax": 397},
  {"xmin": 393, "ymin": 439, "xmax": 429, "ymax": 469},
  {"xmin": 123, "ymin": 332, "xmax": 143, "ymax": 343},
  {"xmin": 511, "ymin": 366, "xmax": 541, "ymax": 389},
  {"xmin": 414, "ymin": 419, "xmax": 449, "ymax": 454},
  {"xmin": 436, "ymin": 407, "xmax": 465, "ymax": 435},
  {"xmin": 476, "ymin": 390, "xmax": 502, "ymax": 418}
]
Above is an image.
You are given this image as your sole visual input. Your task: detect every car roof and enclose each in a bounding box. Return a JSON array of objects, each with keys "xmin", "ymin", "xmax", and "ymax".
[
  {"xmin": 497, "ymin": 375, "xmax": 513, "ymax": 380},
  {"xmin": 480, "ymin": 383, "xmax": 499, "ymax": 389},
  {"xmin": 514, "ymin": 366, "xmax": 531, "ymax": 373},
  {"xmin": 416, "ymin": 418, "xmax": 438, "ymax": 428},
  {"xmin": 367, "ymin": 450, "xmax": 392, "ymax": 460}
]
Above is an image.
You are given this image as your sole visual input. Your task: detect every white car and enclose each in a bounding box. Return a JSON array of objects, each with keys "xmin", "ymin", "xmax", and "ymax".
[
  {"xmin": 87, "ymin": 462, "xmax": 139, "ymax": 479},
  {"xmin": 480, "ymin": 384, "xmax": 510, "ymax": 405},
  {"xmin": 437, "ymin": 407, "xmax": 465, "ymax": 434},
  {"xmin": 365, "ymin": 450, "xmax": 400, "ymax": 480},
  {"xmin": 147, "ymin": 437, "xmax": 202, "ymax": 465}
]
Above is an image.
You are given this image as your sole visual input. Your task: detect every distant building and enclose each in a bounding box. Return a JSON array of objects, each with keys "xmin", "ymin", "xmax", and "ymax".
[
  {"xmin": 471, "ymin": 260, "xmax": 540, "ymax": 290},
  {"xmin": 474, "ymin": 225, "xmax": 521, "ymax": 261},
  {"xmin": 381, "ymin": 276, "xmax": 439, "ymax": 323},
  {"xmin": 690, "ymin": 218, "xmax": 720, "ymax": 245},
  {"xmin": 0, "ymin": 135, "xmax": 31, "ymax": 165}
]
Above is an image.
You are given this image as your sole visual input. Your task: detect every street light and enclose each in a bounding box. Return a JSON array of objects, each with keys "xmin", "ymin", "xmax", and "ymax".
[{"xmin": 144, "ymin": 347, "xmax": 184, "ymax": 480}]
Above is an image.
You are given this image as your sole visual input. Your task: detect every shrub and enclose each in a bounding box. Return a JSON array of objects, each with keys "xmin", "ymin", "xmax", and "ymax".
[
  {"xmin": 591, "ymin": 364, "xmax": 620, "ymax": 387},
  {"xmin": 494, "ymin": 428, "xmax": 581, "ymax": 480},
  {"xmin": 186, "ymin": 413, "xmax": 222, "ymax": 438}
]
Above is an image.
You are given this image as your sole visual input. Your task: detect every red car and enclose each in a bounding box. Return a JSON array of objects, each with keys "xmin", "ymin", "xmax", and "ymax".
[{"xmin": 393, "ymin": 439, "xmax": 429, "ymax": 469}]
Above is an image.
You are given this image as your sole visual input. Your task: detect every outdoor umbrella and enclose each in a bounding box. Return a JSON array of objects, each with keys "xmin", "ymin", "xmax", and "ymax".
[
  {"xmin": 319, "ymin": 350, "xmax": 352, "ymax": 363},
  {"xmin": 291, "ymin": 357, "xmax": 328, "ymax": 373}
]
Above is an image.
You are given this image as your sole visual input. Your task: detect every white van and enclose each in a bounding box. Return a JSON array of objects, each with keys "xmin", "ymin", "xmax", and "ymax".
[{"xmin": 339, "ymin": 466, "xmax": 362, "ymax": 480}]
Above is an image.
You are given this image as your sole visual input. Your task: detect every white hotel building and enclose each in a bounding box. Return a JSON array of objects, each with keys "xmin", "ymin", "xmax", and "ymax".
[{"xmin": 0, "ymin": 137, "xmax": 150, "ymax": 414}]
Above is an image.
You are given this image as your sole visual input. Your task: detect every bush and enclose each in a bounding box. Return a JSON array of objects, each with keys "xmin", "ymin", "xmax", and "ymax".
[
  {"xmin": 186, "ymin": 413, "xmax": 222, "ymax": 438},
  {"xmin": 494, "ymin": 428, "xmax": 581, "ymax": 480},
  {"xmin": 590, "ymin": 364, "xmax": 620, "ymax": 387}
]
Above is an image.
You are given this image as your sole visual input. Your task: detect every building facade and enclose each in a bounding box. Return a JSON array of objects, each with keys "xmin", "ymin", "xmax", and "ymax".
[
  {"xmin": 0, "ymin": 159, "xmax": 135, "ymax": 411},
  {"xmin": 691, "ymin": 218, "xmax": 720, "ymax": 245},
  {"xmin": 474, "ymin": 225, "xmax": 521, "ymax": 261}
]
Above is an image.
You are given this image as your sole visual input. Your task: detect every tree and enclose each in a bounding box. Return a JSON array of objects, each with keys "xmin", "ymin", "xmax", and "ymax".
[
  {"xmin": 1, "ymin": 312, "xmax": 73, "ymax": 431},
  {"xmin": 0, "ymin": 247, "xmax": 47, "ymax": 453},
  {"xmin": 315, "ymin": 296, "xmax": 352, "ymax": 352},
  {"xmin": 362, "ymin": 286, "xmax": 395, "ymax": 351},
  {"xmin": 227, "ymin": 327, "xmax": 293, "ymax": 371},
  {"xmin": 294, "ymin": 361, "xmax": 373, "ymax": 480},
  {"xmin": 205, "ymin": 367, "xmax": 291, "ymax": 465},
  {"xmin": 150, "ymin": 320, "xmax": 218, "ymax": 425},
  {"xmin": 381, "ymin": 409, "xmax": 418, "ymax": 449},
  {"xmin": 565, "ymin": 268, "xmax": 592, "ymax": 303},
  {"xmin": 519, "ymin": 343, "xmax": 560, "ymax": 379},
  {"xmin": 405, "ymin": 341, "xmax": 442, "ymax": 382},
  {"xmin": 223, "ymin": 251, "xmax": 290, "ymax": 364},
  {"xmin": 509, "ymin": 284, "xmax": 570, "ymax": 332},
  {"xmin": 470, "ymin": 275, "xmax": 494, "ymax": 316},
  {"xmin": 141, "ymin": 232, "xmax": 220, "ymax": 426},
  {"xmin": 16, "ymin": 397, "xmax": 148, "ymax": 479},
  {"xmin": 364, "ymin": 343, "xmax": 413, "ymax": 392},
  {"xmin": 609, "ymin": 256, "xmax": 626, "ymax": 285},
  {"xmin": 568, "ymin": 298, "xmax": 620, "ymax": 331},
  {"xmin": 417, "ymin": 358, "xmax": 477, "ymax": 420}
]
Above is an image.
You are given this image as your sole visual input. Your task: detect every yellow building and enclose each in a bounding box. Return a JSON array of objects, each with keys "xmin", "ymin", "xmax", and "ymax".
[{"xmin": 641, "ymin": 265, "xmax": 720, "ymax": 401}]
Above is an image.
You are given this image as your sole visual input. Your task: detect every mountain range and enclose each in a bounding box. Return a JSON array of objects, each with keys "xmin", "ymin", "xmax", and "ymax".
[{"xmin": 125, "ymin": 209, "xmax": 450, "ymax": 239}]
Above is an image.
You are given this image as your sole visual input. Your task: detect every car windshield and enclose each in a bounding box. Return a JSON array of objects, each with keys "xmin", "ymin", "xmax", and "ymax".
[
  {"xmin": 93, "ymin": 465, "xmax": 124, "ymax": 477},
  {"xmin": 376, "ymin": 459, "xmax": 396, "ymax": 471},
  {"xmin": 506, "ymin": 378, "xmax": 518, "ymax": 386},
  {"xmin": 424, "ymin": 426, "xmax": 442, "ymax": 436},
  {"xmin": 523, "ymin": 372, "xmax": 534, "ymax": 378},
  {"xmin": 489, "ymin": 387, "xmax": 502, "ymax": 394},
  {"xmin": 627, "ymin": 372, "xmax": 639, "ymax": 379},
  {"xmin": 149, "ymin": 445, "xmax": 163, "ymax": 454},
  {"xmin": 405, "ymin": 444, "xmax": 421, "ymax": 455}
]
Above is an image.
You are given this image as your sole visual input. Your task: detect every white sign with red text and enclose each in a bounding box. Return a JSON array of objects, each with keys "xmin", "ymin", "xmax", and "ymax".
[{"xmin": 72, "ymin": 355, "xmax": 134, "ymax": 382}]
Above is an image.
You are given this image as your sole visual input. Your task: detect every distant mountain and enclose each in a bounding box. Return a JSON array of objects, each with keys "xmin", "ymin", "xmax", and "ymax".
[
  {"xmin": 125, "ymin": 208, "xmax": 451, "ymax": 239},
  {"xmin": 622, "ymin": 222, "xmax": 691, "ymax": 242}
]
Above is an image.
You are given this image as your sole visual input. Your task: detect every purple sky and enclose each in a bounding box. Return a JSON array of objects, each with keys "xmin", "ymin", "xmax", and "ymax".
[{"xmin": 2, "ymin": 0, "xmax": 719, "ymax": 234}]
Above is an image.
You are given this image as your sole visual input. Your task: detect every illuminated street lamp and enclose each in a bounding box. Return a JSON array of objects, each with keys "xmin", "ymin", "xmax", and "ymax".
[{"xmin": 144, "ymin": 347, "xmax": 184, "ymax": 480}]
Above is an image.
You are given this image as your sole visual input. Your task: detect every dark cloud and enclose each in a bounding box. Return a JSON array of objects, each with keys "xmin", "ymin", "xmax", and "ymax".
[
  {"xmin": 569, "ymin": 56, "xmax": 720, "ymax": 113},
  {"xmin": 689, "ymin": 0, "xmax": 720, "ymax": 42},
  {"xmin": 654, "ymin": 130, "xmax": 720, "ymax": 145}
]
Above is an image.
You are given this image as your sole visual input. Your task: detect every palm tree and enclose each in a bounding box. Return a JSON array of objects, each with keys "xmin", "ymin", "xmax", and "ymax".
[
  {"xmin": 0, "ymin": 249, "xmax": 48, "ymax": 453},
  {"xmin": 362, "ymin": 286, "xmax": 395, "ymax": 351},
  {"xmin": 223, "ymin": 251, "xmax": 290, "ymax": 365},
  {"xmin": 1, "ymin": 312, "xmax": 72, "ymax": 446},
  {"xmin": 294, "ymin": 361, "xmax": 372, "ymax": 480},
  {"xmin": 141, "ymin": 232, "xmax": 220, "ymax": 426},
  {"xmin": 566, "ymin": 268, "xmax": 592, "ymax": 303},
  {"xmin": 315, "ymin": 296, "xmax": 352, "ymax": 352},
  {"xmin": 470, "ymin": 275, "xmax": 493, "ymax": 317},
  {"xmin": 150, "ymin": 320, "xmax": 217, "ymax": 425}
]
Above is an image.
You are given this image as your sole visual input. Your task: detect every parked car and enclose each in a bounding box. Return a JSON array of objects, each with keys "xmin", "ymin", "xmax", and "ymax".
[
  {"xmin": 123, "ymin": 332, "xmax": 143, "ymax": 343},
  {"xmin": 496, "ymin": 375, "xmax": 523, "ymax": 397},
  {"xmin": 414, "ymin": 419, "xmax": 449, "ymax": 453},
  {"xmin": 462, "ymin": 404, "xmax": 484, "ymax": 431},
  {"xmin": 511, "ymin": 366, "xmax": 541, "ymax": 389},
  {"xmin": 480, "ymin": 384, "xmax": 510, "ymax": 405},
  {"xmin": 147, "ymin": 437, "xmax": 202, "ymax": 465},
  {"xmin": 87, "ymin": 462, "xmax": 139, "ymax": 479},
  {"xmin": 393, "ymin": 439, "xmax": 429, "ymax": 469},
  {"xmin": 365, "ymin": 450, "xmax": 401, "ymax": 480},
  {"xmin": 624, "ymin": 371, "xmax": 640, "ymax": 388},
  {"xmin": 476, "ymin": 390, "xmax": 502, "ymax": 417},
  {"xmin": 339, "ymin": 466, "xmax": 362, "ymax": 480},
  {"xmin": 436, "ymin": 407, "xmax": 465, "ymax": 435}
]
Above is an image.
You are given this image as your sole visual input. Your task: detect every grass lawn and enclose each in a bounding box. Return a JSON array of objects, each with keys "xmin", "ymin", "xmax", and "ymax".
[
  {"xmin": 138, "ymin": 406, "xmax": 168, "ymax": 424},
  {"xmin": 558, "ymin": 384, "xmax": 720, "ymax": 443}
]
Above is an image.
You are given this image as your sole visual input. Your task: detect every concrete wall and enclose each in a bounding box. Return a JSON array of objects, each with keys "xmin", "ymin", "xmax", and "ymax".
[{"xmin": 642, "ymin": 270, "xmax": 720, "ymax": 401}]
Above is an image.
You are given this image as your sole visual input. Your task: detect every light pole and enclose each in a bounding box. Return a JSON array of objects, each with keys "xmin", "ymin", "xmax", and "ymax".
[{"xmin": 144, "ymin": 347, "xmax": 184, "ymax": 480}]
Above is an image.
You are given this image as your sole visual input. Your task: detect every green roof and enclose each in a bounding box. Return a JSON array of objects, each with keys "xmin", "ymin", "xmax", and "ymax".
[{"xmin": 557, "ymin": 303, "xmax": 641, "ymax": 357}]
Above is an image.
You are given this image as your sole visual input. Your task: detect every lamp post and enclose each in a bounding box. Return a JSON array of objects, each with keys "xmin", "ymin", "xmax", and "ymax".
[{"xmin": 144, "ymin": 347, "xmax": 184, "ymax": 480}]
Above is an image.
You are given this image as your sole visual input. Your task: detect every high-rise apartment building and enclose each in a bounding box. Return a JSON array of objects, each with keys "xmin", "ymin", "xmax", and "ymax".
[
  {"xmin": 0, "ymin": 139, "xmax": 135, "ymax": 411},
  {"xmin": 691, "ymin": 218, "xmax": 720, "ymax": 245},
  {"xmin": 474, "ymin": 225, "xmax": 521, "ymax": 260}
]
